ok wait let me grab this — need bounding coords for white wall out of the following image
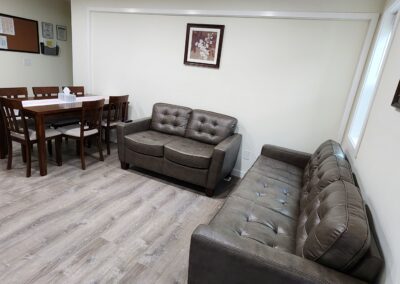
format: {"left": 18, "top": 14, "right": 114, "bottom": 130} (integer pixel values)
{"left": 343, "top": 12, "right": 400, "bottom": 284}
{"left": 0, "top": 0, "right": 73, "bottom": 94}
{"left": 71, "top": 0, "right": 381, "bottom": 175}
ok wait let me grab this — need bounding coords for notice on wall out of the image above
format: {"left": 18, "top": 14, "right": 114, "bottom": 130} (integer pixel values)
{"left": 0, "top": 35, "right": 8, "bottom": 49}
{"left": 0, "top": 16, "right": 15, "bottom": 35}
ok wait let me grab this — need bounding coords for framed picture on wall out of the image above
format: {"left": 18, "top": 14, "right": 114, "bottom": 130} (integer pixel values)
{"left": 56, "top": 25, "right": 67, "bottom": 41}
{"left": 184, "top": 23, "right": 225, "bottom": 68}
{"left": 41, "top": 22, "right": 53, "bottom": 39}
{"left": 391, "top": 79, "right": 400, "bottom": 108}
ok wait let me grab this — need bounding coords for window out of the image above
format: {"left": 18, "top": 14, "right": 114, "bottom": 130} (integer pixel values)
{"left": 348, "top": 12, "right": 399, "bottom": 154}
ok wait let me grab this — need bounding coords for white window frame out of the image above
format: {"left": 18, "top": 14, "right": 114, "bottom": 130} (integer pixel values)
{"left": 346, "top": 5, "right": 400, "bottom": 157}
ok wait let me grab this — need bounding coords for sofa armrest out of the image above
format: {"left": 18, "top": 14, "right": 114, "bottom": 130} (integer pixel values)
{"left": 261, "top": 144, "right": 311, "bottom": 169}
{"left": 206, "top": 134, "right": 242, "bottom": 196}
{"left": 117, "top": 117, "right": 151, "bottom": 162}
{"left": 189, "top": 225, "right": 366, "bottom": 284}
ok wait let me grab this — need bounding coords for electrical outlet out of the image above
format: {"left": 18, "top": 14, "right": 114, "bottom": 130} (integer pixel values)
{"left": 243, "top": 150, "right": 251, "bottom": 160}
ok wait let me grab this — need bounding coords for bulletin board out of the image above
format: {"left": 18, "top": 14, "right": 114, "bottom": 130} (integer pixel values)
{"left": 0, "top": 13, "right": 40, "bottom": 54}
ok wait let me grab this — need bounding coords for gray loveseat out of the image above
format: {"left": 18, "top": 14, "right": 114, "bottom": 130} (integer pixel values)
{"left": 189, "top": 140, "right": 383, "bottom": 283}
{"left": 117, "top": 103, "right": 242, "bottom": 196}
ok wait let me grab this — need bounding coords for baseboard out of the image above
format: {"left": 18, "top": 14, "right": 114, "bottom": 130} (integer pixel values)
{"left": 231, "top": 168, "right": 245, "bottom": 178}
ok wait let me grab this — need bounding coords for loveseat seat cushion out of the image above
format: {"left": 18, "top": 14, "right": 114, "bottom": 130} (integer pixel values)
{"left": 164, "top": 138, "right": 215, "bottom": 169}
{"left": 296, "top": 180, "right": 370, "bottom": 272}
{"left": 151, "top": 103, "right": 192, "bottom": 136}
{"left": 185, "top": 109, "right": 237, "bottom": 145}
{"left": 210, "top": 196, "right": 297, "bottom": 253}
{"left": 125, "top": 130, "right": 178, "bottom": 157}
{"left": 230, "top": 156, "right": 303, "bottom": 220}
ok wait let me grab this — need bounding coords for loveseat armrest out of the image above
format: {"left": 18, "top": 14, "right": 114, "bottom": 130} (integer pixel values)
{"left": 206, "top": 134, "right": 242, "bottom": 196}
{"left": 117, "top": 117, "right": 151, "bottom": 164}
{"left": 261, "top": 144, "right": 311, "bottom": 169}
{"left": 188, "top": 225, "right": 366, "bottom": 284}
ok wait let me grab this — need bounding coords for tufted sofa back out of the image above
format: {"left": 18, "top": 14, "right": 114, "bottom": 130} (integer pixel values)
{"left": 185, "top": 109, "right": 237, "bottom": 145}
{"left": 300, "top": 140, "right": 354, "bottom": 210}
{"left": 296, "top": 180, "right": 370, "bottom": 272}
{"left": 151, "top": 103, "right": 192, "bottom": 136}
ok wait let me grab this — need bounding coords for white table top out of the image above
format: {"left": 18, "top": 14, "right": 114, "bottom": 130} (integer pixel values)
{"left": 22, "top": 96, "right": 109, "bottom": 107}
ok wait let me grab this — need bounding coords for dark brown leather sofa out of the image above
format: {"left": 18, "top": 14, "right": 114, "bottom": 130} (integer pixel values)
{"left": 188, "top": 140, "right": 383, "bottom": 283}
{"left": 117, "top": 103, "right": 242, "bottom": 196}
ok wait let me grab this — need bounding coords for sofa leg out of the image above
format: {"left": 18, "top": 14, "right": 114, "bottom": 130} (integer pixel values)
{"left": 121, "top": 161, "right": 129, "bottom": 170}
{"left": 205, "top": 187, "right": 214, "bottom": 197}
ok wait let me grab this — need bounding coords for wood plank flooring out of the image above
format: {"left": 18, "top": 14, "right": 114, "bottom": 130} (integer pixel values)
{"left": 0, "top": 141, "right": 236, "bottom": 284}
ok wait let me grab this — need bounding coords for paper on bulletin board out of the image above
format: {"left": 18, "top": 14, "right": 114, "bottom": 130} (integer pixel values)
{"left": 0, "top": 16, "right": 15, "bottom": 35}
{"left": 0, "top": 35, "right": 8, "bottom": 49}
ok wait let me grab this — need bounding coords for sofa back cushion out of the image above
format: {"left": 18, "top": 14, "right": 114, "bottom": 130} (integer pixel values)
{"left": 296, "top": 180, "right": 370, "bottom": 272}
{"left": 151, "top": 103, "right": 192, "bottom": 136}
{"left": 185, "top": 109, "right": 237, "bottom": 145}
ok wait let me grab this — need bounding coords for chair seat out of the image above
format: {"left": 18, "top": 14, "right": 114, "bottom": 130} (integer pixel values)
{"left": 125, "top": 130, "right": 177, "bottom": 157}
{"left": 59, "top": 124, "right": 98, "bottom": 137}
{"left": 164, "top": 138, "right": 215, "bottom": 169}
{"left": 101, "top": 120, "right": 119, "bottom": 127}
{"left": 11, "top": 128, "right": 61, "bottom": 141}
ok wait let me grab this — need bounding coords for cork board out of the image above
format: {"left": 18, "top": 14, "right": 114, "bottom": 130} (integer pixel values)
{"left": 0, "top": 13, "right": 39, "bottom": 54}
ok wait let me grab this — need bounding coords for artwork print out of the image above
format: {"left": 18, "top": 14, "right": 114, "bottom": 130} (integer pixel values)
{"left": 184, "top": 24, "right": 224, "bottom": 68}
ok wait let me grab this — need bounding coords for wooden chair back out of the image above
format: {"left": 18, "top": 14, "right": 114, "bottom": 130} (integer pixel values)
{"left": 64, "top": 86, "right": 85, "bottom": 97}
{"left": 107, "top": 95, "right": 129, "bottom": 126}
{"left": 80, "top": 99, "right": 105, "bottom": 136}
{"left": 0, "top": 87, "right": 28, "bottom": 99}
{"left": 0, "top": 98, "right": 29, "bottom": 141}
{"left": 32, "top": 86, "right": 59, "bottom": 99}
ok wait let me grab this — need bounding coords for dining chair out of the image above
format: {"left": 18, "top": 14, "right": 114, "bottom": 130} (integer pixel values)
{"left": 63, "top": 86, "right": 85, "bottom": 97}
{"left": 102, "top": 95, "right": 129, "bottom": 155}
{"left": 0, "top": 97, "right": 62, "bottom": 177}
{"left": 0, "top": 87, "right": 28, "bottom": 159}
{"left": 0, "top": 87, "right": 28, "bottom": 99}
{"left": 32, "top": 86, "right": 59, "bottom": 99}
{"left": 59, "top": 99, "right": 105, "bottom": 170}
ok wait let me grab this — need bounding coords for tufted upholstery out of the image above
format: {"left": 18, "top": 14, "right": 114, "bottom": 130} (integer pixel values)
{"left": 189, "top": 140, "right": 382, "bottom": 284}
{"left": 185, "top": 110, "right": 237, "bottom": 145}
{"left": 210, "top": 196, "right": 298, "bottom": 253}
{"left": 117, "top": 103, "right": 241, "bottom": 196}
{"left": 296, "top": 180, "right": 370, "bottom": 272}
{"left": 151, "top": 103, "right": 192, "bottom": 136}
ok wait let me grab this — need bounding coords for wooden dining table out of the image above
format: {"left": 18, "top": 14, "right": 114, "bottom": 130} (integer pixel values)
{"left": 1, "top": 96, "right": 109, "bottom": 176}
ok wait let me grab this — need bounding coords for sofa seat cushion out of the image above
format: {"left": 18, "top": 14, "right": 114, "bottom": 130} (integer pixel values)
{"left": 231, "top": 171, "right": 301, "bottom": 220}
{"left": 125, "top": 130, "right": 178, "bottom": 157}
{"left": 164, "top": 138, "right": 215, "bottom": 169}
{"left": 210, "top": 196, "right": 297, "bottom": 253}
{"left": 251, "top": 155, "right": 303, "bottom": 188}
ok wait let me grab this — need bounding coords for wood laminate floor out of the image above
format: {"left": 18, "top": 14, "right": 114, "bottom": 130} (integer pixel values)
{"left": 0, "top": 141, "right": 236, "bottom": 284}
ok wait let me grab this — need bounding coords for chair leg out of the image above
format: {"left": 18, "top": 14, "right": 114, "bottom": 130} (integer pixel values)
{"left": 76, "top": 139, "right": 80, "bottom": 156}
{"left": 7, "top": 139, "right": 13, "bottom": 170}
{"left": 55, "top": 137, "right": 62, "bottom": 166}
{"left": 105, "top": 127, "right": 110, "bottom": 155}
{"left": 26, "top": 143, "right": 31, "bottom": 177}
{"left": 21, "top": 144, "right": 27, "bottom": 163}
{"left": 80, "top": 138, "right": 86, "bottom": 170}
{"left": 97, "top": 135, "right": 104, "bottom": 162}
{"left": 47, "top": 140, "right": 53, "bottom": 156}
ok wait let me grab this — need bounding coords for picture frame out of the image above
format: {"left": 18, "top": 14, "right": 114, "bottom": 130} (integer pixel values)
{"left": 391, "top": 80, "right": 400, "bottom": 108}
{"left": 41, "top": 22, "right": 53, "bottom": 39}
{"left": 184, "top": 23, "right": 225, "bottom": 69}
{"left": 56, "top": 25, "right": 67, "bottom": 41}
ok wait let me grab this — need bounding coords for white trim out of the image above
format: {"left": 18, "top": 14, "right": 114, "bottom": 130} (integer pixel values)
{"left": 345, "top": 10, "right": 400, "bottom": 157}
{"left": 84, "top": 7, "right": 379, "bottom": 137}
{"left": 232, "top": 168, "right": 245, "bottom": 178}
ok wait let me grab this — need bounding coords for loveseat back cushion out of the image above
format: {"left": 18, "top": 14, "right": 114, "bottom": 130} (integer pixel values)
{"left": 296, "top": 180, "right": 370, "bottom": 272}
{"left": 185, "top": 109, "right": 237, "bottom": 145}
{"left": 151, "top": 103, "right": 192, "bottom": 136}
